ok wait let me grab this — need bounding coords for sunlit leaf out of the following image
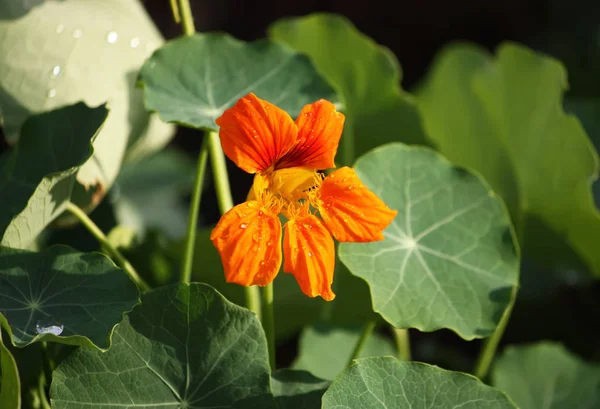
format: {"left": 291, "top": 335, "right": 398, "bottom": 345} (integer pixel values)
{"left": 0, "top": 102, "right": 107, "bottom": 249}
{"left": 271, "top": 369, "right": 329, "bottom": 409}
{"left": 51, "top": 283, "right": 274, "bottom": 409}
{"left": 0, "top": 0, "right": 175, "bottom": 206}
{"left": 492, "top": 342, "right": 600, "bottom": 409}
{"left": 0, "top": 245, "right": 139, "bottom": 349}
{"left": 0, "top": 333, "right": 20, "bottom": 409}
{"left": 322, "top": 357, "right": 517, "bottom": 409}
{"left": 292, "top": 325, "right": 395, "bottom": 380}
{"left": 416, "top": 42, "right": 600, "bottom": 276}
{"left": 138, "top": 33, "right": 336, "bottom": 130}
{"left": 269, "top": 13, "right": 427, "bottom": 165}
{"left": 339, "top": 143, "right": 519, "bottom": 339}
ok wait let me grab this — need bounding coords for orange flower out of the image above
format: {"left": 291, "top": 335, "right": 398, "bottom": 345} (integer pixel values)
{"left": 210, "top": 93, "right": 397, "bottom": 301}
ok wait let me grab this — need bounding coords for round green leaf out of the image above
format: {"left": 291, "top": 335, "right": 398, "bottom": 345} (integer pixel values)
{"left": 271, "top": 369, "right": 330, "bottom": 409}
{"left": 416, "top": 42, "right": 600, "bottom": 276}
{"left": 292, "top": 325, "right": 395, "bottom": 380}
{"left": 339, "top": 143, "right": 519, "bottom": 339}
{"left": 269, "top": 13, "right": 427, "bottom": 164}
{"left": 0, "top": 245, "right": 140, "bottom": 349}
{"left": 138, "top": 33, "right": 337, "bottom": 130}
{"left": 0, "top": 102, "right": 108, "bottom": 249}
{"left": 51, "top": 283, "right": 274, "bottom": 409}
{"left": 323, "top": 357, "right": 517, "bottom": 409}
{"left": 0, "top": 334, "right": 20, "bottom": 409}
{"left": 492, "top": 342, "right": 600, "bottom": 409}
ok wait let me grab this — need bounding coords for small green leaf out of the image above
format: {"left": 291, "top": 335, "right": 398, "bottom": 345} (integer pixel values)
{"left": 0, "top": 334, "right": 20, "bottom": 409}
{"left": 113, "top": 148, "right": 196, "bottom": 239}
{"left": 51, "top": 283, "right": 274, "bottom": 409}
{"left": 492, "top": 342, "right": 600, "bottom": 409}
{"left": 416, "top": 42, "right": 600, "bottom": 276}
{"left": 138, "top": 33, "right": 336, "bottom": 130}
{"left": 339, "top": 143, "right": 519, "bottom": 339}
{"left": 323, "top": 357, "right": 517, "bottom": 408}
{"left": 269, "top": 13, "right": 427, "bottom": 164}
{"left": 271, "top": 369, "right": 330, "bottom": 409}
{"left": 292, "top": 325, "right": 395, "bottom": 380}
{"left": 0, "top": 102, "right": 108, "bottom": 249}
{"left": 0, "top": 245, "right": 139, "bottom": 349}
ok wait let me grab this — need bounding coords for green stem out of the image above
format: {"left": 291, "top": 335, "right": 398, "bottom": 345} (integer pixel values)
{"left": 169, "top": 0, "right": 181, "bottom": 23}
{"left": 473, "top": 287, "right": 518, "bottom": 379}
{"left": 177, "top": 0, "right": 195, "bottom": 35}
{"left": 347, "top": 320, "right": 376, "bottom": 367}
{"left": 392, "top": 328, "right": 411, "bottom": 361}
{"left": 207, "top": 131, "right": 262, "bottom": 318}
{"left": 181, "top": 138, "right": 210, "bottom": 284}
{"left": 65, "top": 202, "right": 150, "bottom": 292}
{"left": 262, "top": 283, "right": 276, "bottom": 370}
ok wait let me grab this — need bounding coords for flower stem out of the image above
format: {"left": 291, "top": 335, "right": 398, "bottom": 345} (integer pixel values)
{"left": 176, "top": 0, "right": 195, "bottom": 36}
{"left": 392, "top": 328, "right": 411, "bottom": 361}
{"left": 65, "top": 202, "right": 150, "bottom": 292}
{"left": 180, "top": 137, "right": 209, "bottom": 284}
{"left": 261, "top": 283, "right": 276, "bottom": 370}
{"left": 207, "top": 131, "right": 262, "bottom": 318}
{"left": 169, "top": 0, "right": 181, "bottom": 23}
{"left": 347, "top": 320, "right": 376, "bottom": 367}
{"left": 473, "top": 287, "right": 517, "bottom": 379}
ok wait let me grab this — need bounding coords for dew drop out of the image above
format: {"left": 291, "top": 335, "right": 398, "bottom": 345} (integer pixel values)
{"left": 129, "top": 37, "right": 140, "bottom": 48}
{"left": 56, "top": 24, "right": 65, "bottom": 34}
{"left": 51, "top": 65, "right": 61, "bottom": 77}
{"left": 36, "top": 320, "right": 63, "bottom": 336}
{"left": 240, "top": 223, "right": 248, "bottom": 229}
{"left": 307, "top": 252, "right": 313, "bottom": 257}
{"left": 72, "top": 29, "right": 83, "bottom": 39}
{"left": 260, "top": 261, "right": 265, "bottom": 266}
{"left": 258, "top": 210, "right": 264, "bottom": 217}
{"left": 47, "top": 89, "right": 57, "bottom": 98}
{"left": 106, "top": 31, "right": 118, "bottom": 43}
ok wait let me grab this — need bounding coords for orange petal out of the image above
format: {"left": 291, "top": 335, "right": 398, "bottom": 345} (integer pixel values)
{"left": 210, "top": 201, "right": 282, "bottom": 286}
{"left": 317, "top": 167, "right": 397, "bottom": 242}
{"left": 283, "top": 214, "right": 335, "bottom": 301}
{"left": 216, "top": 93, "right": 298, "bottom": 173}
{"left": 276, "top": 99, "right": 344, "bottom": 170}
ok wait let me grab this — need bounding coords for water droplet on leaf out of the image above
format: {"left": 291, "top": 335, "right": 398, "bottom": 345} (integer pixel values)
{"left": 106, "top": 31, "right": 118, "bottom": 43}
{"left": 72, "top": 29, "right": 83, "bottom": 39}
{"left": 51, "top": 65, "right": 61, "bottom": 76}
{"left": 129, "top": 37, "right": 140, "bottom": 48}
{"left": 47, "top": 89, "right": 56, "bottom": 98}
{"left": 240, "top": 223, "right": 248, "bottom": 229}
{"left": 36, "top": 320, "right": 63, "bottom": 336}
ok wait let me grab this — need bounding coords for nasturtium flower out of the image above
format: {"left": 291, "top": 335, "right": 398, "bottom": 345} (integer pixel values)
{"left": 210, "top": 93, "right": 397, "bottom": 301}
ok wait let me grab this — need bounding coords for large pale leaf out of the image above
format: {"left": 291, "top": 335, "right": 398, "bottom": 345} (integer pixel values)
{"left": 322, "top": 357, "right": 517, "bottom": 409}
{"left": 492, "top": 342, "right": 600, "bottom": 409}
{"left": 0, "top": 245, "right": 139, "bottom": 349}
{"left": 0, "top": 102, "right": 107, "bottom": 249}
{"left": 269, "top": 13, "right": 427, "bottom": 165}
{"left": 51, "top": 283, "right": 274, "bottom": 409}
{"left": 339, "top": 143, "right": 519, "bottom": 339}
{"left": 0, "top": 0, "right": 174, "bottom": 205}
{"left": 271, "top": 369, "right": 329, "bottom": 409}
{"left": 416, "top": 42, "right": 600, "bottom": 276}
{"left": 138, "top": 33, "right": 336, "bottom": 130}
{"left": 292, "top": 325, "right": 395, "bottom": 380}
{"left": 0, "top": 333, "right": 20, "bottom": 409}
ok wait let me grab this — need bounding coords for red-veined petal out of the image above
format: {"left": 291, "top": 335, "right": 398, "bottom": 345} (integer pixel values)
{"left": 210, "top": 201, "right": 282, "bottom": 286}
{"left": 317, "top": 167, "right": 397, "bottom": 242}
{"left": 283, "top": 214, "right": 335, "bottom": 301}
{"left": 216, "top": 93, "right": 298, "bottom": 173}
{"left": 276, "top": 99, "right": 344, "bottom": 170}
